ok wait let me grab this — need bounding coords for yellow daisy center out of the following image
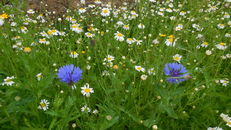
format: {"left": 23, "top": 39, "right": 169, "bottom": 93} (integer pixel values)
{"left": 168, "top": 38, "right": 174, "bottom": 43}
{"left": 174, "top": 57, "right": 180, "bottom": 61}
{"left": 103, "top": 9, "right": 109, "bottom": 14}
{"left": 24, "top": 47, "right": 32, "bottom": 52}
{"left": 117, "top": 33, "right": 123, "bottom": 37}
{"left": 40, "top": 103, "right": 46, "bottom": 108}
{"left": 160, "top": 34, "right": 166, "bottom": 37}
{"left": 40, "top": 39, "right": 46, "bottom": 42}
{"left": 47, "top": 30, "right": 56, "bottom": 35}
{"left": 84, "top": 88, "right": 91, "bottom": 93}
{"left": 71, "top": 51, "right": 77, "bottom": 55}
{"left": 219, "top": 42, "right": 225, "bottom": 46}
{"left": 5, "top": 78, "right": 12, "bottom": 82}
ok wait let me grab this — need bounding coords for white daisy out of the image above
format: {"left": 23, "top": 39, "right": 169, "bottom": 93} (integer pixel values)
{"left": 92, "top": 109, "right": 99, "bottom": 114}
{"left": 217, "top": 24, "right": 225, "bottom": 29}
{"left": 114, "top": 32, "right": 125, "bottom": 42}
{"left": 36, "top": 73, "right": 43, "bottom": 81}
{"left": 2, "top": 76, "right": 15, "bottom": 86}
{"left": 165, "top": 38, "right": 176, "bottom": 46}
{"left": 141, "top": 74, "right": 148, "bottom": 80}
{"left": 69, "top": 51, "right": 79, "bottom": 58}
{"left": 123, "top": 24, "right": 130, "bottom": 30}
{"left": 79, "top": 8, "right": 87, "bottom": 14}
{"left": 71, "top": 24, "right": 83, "bottom": 33}
{"left": 38, "top": 99, "right": 49, "bottom": 111}
{"left": 27, "top": 9, "right": 35, "bottom": 14}
{"left": 135, "top": 66, "right": 145, "bottom": 72}
{"left": 148, "top": 68, "right": 155, "bottom": 75}
{"left": 101, "top": 8, "right": 110, "bottom": 17}
{"left": 220, "top": 79, "right": 229, "bottom": 86}
{"left": 175, "top": 24, "right": 183, "bottom": 31}
{"left": 173, "top": 54, "right": 182, "bottom": 62}
{"left": 138, "top": 23, "right": 145, "bottom": 29}
{"left": 39, "top": 38, "right": 50, "bottom": 45}
{"left": 85, "top": 32, "right": 95, "bottom": 38}
{"left": 207, "top": 127, "right": 223, "bottom": 130}
{"left": 104, "top": 55, "right": 115, "bottom": 62}
{"left": 201, "top": 42, "right": 209, "bottom": 48}
{"left": 215, "top": 42, "right": 227, "bottom": 50}
{"left": 81, "top": 83, "right": 94, "bottom": 97}
{"left": 205, "top": 50, "right": 212, "bottom": 55}
{"left": 81, "top": 105, "right": 91, "bottom": 113}
{"left": 126, "top": 38, "right": 135, "bottom": 44}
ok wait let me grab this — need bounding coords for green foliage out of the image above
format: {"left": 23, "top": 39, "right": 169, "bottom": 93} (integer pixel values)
{"left": 0, "top": 0, "right": 230, "bottom": 129}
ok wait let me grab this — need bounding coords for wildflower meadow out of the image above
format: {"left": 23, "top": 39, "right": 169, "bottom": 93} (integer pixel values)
{"left": 0, "top": 0, "right": 230, "bottom": 129}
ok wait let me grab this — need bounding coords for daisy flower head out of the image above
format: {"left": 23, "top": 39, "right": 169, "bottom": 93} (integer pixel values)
{"left": 2, "top": 76, "right": 15, "bottom": 86}
{"left": 20, "top": 26, "right": 28, "bottom": 33}
{"left": 205, "top": 50, "right": 212, "bottom": 55}
{"left": 175, "top": 24, "right": 183, "bottom": 31}
{"left": 164, "top": 63, "right": 190, "bottom": 83}
{"left": 23, "top": 47, "right": 32, "bottom": 53}
{"left": 79, "top": 8, "right": 87, "bottom": 14}
{"left": 27, "top": 9, "right": 35, "bottom": 14}
{"left": 114, "top": 32, "right": 125, "bottom": 42}
{"left": 38, "top": 99, "right": 49, "bottom": 111}
{"left": 92, "top": 109, "right": 99, "bottom": 114}
{"left": 220, "top": 79, "right": 229, "bottom": 86}
{"left": 85, "top": 32, "right": 95, "bottom": 38}
{"left": 141, "top": 74, "right": 148, "bottom": 80}
{"left": 39, "top": 38, "right": 50, "bottom": 45}
{"left": 148, "top": 68, "right": 155, "bottom": 75}
{"left": 126, "top": 38, "right": 135, "bottom": 44}
{"left": 135, "top": 66, "right": 145, "bottom": 72}
{"left": 81, "top": 105, "right": 91, "bottom": 113}
{"left": 201, "top": 42, "right": 209, "bottom": 48}
{"left": 36, "top": 73, "right": 43, "bottom": 81}
{"left": 57, "top": 64, "right": 82, "bottom": 85}
{"left": 104, "top": 55, "right": 115, "bottom": 62}
{"left": 47, "top": 29, "right": 59, "bottom": 36}
{"left": 165, "top": 35, "right": 176, "bottom": 46}
{"left": 152, "top": 39, "right": 159, "bottom": 44}
{"left": 123, "top": 24, "right": 130, "bottom": 30}
{"left": 207, "top": 127, "right": 223, "bottom": 130}
{"left": 216, "top": 42, "right": 227, "bottom": 50}
{"left": 173, "top": 54, "right": 182, "bottom": 62}
{"left": 217, "top": 24, "right": 225, "bottom": 29}
{"left": 149, "top": 0, "right": 156, "bottom": 3}
{"left": 101, "top": 8, "right": 110, "bottom": 17}
{"left": 71, "top": 24, "right": 83, "bottom": 33}
{"left": 81, "top": 83, "right": 94, "bottom": 97}
{"left": 69, "top": 51, "right": 79, "bottom": 58}
{"left": 220, "top": 113, "right": 231, "bottom": 127}
{"left": 94, "top": 0, "right": 102, "bottom": 4}
{"left": 138, "top": 23, "right": 145, "bottom": 29}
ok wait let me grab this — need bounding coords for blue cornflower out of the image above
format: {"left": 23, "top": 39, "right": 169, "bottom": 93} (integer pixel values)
{"left": 57, "top": 64, "right": 82, "bottom": 85}
{"left": 164, "top": 63, "right": 190, "bottom": 83}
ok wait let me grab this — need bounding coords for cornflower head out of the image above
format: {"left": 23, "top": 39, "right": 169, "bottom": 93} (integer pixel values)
{"left": 164, "top": 63, "right": 190, "bottom": 83}
{"left": 57, "top": 64, "right": 82, "bottom": 86}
